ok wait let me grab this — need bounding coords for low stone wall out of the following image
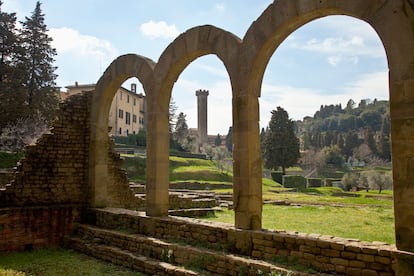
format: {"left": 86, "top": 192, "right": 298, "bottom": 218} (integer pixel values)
{"left": 0, "top": 206, "right": 80, "bottom": 252}
{"left": 170, "top": 181, "right": 232, "bottom": 190}
{"left": 88, "top": 208, "right": 398, "bottom": 275}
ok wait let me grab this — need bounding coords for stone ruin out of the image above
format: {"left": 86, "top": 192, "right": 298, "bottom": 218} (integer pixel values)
{"left": 2, "top": 0, "right": 414, "bottom": 274}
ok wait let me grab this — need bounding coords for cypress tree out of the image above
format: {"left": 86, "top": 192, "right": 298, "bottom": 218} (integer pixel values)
{"left": 263, "top": 107, "right": 300, "bottom": 175}
{"left": 0, "top": 1, "right": 26, "bottom": 129}
{"left": 20, "top": 1, "right": 58, "bottom": 125}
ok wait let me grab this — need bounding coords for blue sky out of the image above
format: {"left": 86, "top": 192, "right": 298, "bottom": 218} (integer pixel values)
{"left": 4, "top": 1, "right": 389, "bottom": 135}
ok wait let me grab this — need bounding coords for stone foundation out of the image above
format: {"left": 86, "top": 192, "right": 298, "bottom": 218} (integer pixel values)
{"left": 87, "top": 207, "right": 400, "bottom": 275}
{"left": 0, "top": 206, "right": 80, "bottom": 252}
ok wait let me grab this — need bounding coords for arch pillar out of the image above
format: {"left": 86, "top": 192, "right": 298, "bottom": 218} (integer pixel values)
{"left": 390, "top": 71, "right": 414, "bottom": 273}
{"left": 145, "top": 93, "right": 170, "bottom": 216}
{"left": 233, "top": 91, "right": 262, "bottom": 230}
{"left": 390, "top": 72, "right": 414, "bottom": 252}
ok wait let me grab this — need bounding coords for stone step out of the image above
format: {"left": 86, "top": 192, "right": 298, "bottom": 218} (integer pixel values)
{"left": 68, "top": 237, "right": 199, "bottom": 275}
{"left": 69, "top": 224, "right": 310, "bottom": 276}
{"left": 168, "top": 207, "right": 221, "bottom": 217}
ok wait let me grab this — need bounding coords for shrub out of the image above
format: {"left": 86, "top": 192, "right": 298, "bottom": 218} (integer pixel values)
{"left": 270, "top": 171, "right": 283, "bottom": 184}
{"left": 170, "top": 151, "right": 207, "bottom": 159}
{"left": 283, "top": 175, "right": 307, "bottom": 189}
{"left": 0, "top": 151, "right": 24, "bottom": 168}
{"left": 324, "top": 178, "right": 341, "bottom": 187}
{"left": 307, "top": 178, "right": 322, "bottom": 187}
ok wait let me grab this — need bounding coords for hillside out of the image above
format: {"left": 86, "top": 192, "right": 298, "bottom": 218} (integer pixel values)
{"left": 297, "top": 98, "right": 391, "bottom": 163}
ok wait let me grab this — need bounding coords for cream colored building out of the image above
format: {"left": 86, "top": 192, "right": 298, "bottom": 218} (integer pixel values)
{"left": 64, "top": 82, "right": 146, "bottom": 136}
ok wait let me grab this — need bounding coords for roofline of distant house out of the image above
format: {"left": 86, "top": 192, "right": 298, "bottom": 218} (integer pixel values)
{"left": 65, "top": 82, "right": 145, "bottom": 97}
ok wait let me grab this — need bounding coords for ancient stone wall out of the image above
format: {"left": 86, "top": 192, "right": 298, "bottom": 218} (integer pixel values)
{"left": 0, "top": 92, "right": 92, "bottom": 206}
{"left": 90, "top": 208, "right": 396, "bottom": 275}
{"left": 0, "top": 206, "right": 80, "bottom": 252}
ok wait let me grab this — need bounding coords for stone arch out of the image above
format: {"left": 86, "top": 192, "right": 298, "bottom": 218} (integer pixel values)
{"left": 89, "top": 54, "right": 155, "bottom": 207}
{"left": 145, "top": 25, "right": 242, "bottom": 216}
{"left": 238, "top": 0, "right": 414, "bottom": 253}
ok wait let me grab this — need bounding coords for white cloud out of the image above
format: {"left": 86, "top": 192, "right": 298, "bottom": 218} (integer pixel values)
{"left": 140, "top": 20, "right": 179, "bottom": 39}
{"left": 195, "top": 63, "right": 228, "bottom": 78}
{"left": 215, "top": 3, "right": 225, "bottom": 12}
{"left": 48, "top": 27, "right": 118, "bottom": 59}
{"left": 328, "top": 56, "right": 342, "bottom": 66}
{"left": 48, "top": 27, "right": 119, "bottom": 88}
{"left": 259, "top": 71, "right": 389, "bottom": 126}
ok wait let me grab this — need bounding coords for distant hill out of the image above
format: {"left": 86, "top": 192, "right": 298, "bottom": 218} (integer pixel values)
{"left": 296, "top": 98, "right": 390, "bottom": 162}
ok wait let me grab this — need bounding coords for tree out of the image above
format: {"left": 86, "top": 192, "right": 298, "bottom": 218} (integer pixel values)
{"left": 341, "top": 172, "right": 359, "bottom": 191}
{"left": 364, "top": 127, "right": 377, "bottom": 156}
{"left": 344, "top": 131, "right": 360, "bottom": 158}
{"left": 20, "top": 1, "right": 59, "bottom": 125}
{"left": 260, "top": 127, "right": 266, "bottom": 154}
{"left": 365, "top": 171, "right": 392, "bottom": 193}
{"left": 0, "top": 2, "right": 26, "bottom": 129}
{"left": 169, "top": 97, "right": 178, "bottom": 135}
{"left": 213, "top": 146, "right": 230, "bottom": 173}
{"left": 174, "top": 112, "right": 189, "bottom": 146}
{"left": 0, "top": 114, "right": 47, "bottom": 151}
{"left": 378, "top": 116, "right": 391, "bottom": 161}
{"left": 263, "top": 107, "right": 300, "bottom": 175}
{"left": 225, "top": 126, "right": 232, "bottom": 152}
{"left": 324, "top": 145, "right": 344, "bottom": 167}
{"left": 214, "top": 134, "right": 221, "bottom": 146}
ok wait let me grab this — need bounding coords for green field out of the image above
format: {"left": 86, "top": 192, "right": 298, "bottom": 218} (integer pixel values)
{"left": 121, "top": 154, "right": 395, "bottom": 244}
{"left": 0, "top": 248, "right": 143, "bottom": 276}
{"left": 207, "top": 204, "right": 395, "bottom": 244}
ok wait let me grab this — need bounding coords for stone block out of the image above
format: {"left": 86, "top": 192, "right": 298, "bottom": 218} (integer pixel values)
{"left": 357, "top": 253, "right": 375, "bottom": 263}
{"left": 350, "top": 260, "right": 367, "bottom": 268}
{"left": 331, "top": 257, "right": 349, "bottom": 267}
{"left": 375, "top": 255, "right": 391, "bottom": 265}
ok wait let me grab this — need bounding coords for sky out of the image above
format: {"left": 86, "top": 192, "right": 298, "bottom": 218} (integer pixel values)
{"left": 4, "top": 1, "right": 389, "bottom": 135}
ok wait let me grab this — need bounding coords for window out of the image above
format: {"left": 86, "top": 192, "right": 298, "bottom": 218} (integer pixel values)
{"left": 118, "top": 109, "right": 124, "bottom": 119}
{"left": 126, "top": 129, "right": 129, "bottom": 135}
{"left": 133, "top": 114, "right": 137, "bottom": 123}
{"left": 133, "top": 98, "right": 136, "bottom": 106}
{"left": 127, "top": 95, "right": 130, "bottom": 103}
{"left": 119, "top": 128, "right": 122, "bottom": 135}
{"left": 126, "top": 112, "right": 131, "bottom": 125}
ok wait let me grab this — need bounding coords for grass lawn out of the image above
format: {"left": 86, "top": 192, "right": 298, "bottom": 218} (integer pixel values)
{"left": 0, "top": 248, "right": 143, "bottom": 276}
{"left": 207, "top": 204, "right": 395, "bottom": 244}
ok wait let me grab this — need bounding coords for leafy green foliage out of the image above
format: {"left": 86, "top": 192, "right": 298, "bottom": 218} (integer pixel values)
{"left": 0, "top": 2, "right": 59, "bottom": 131}
{"left": 0, "top": 151, "right": 23, "bottom": 168}
{"left": 225, "top": 126, "right": 232, "bottom": 152}
{"left": 282, "top": 175, "right": 306, "bottom": 189}
{"left": 263, "top": 107, "right": 300, "bottom": 174}
{"left": 302, "top": 99, "right": 390, "bottom": 161}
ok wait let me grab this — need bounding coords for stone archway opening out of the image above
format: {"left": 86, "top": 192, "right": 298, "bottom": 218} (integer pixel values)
{"left": 167, "top": 54, "right": 234, "bottom": 217}
{"left": 109, "top": 78, "right": 148, "bottom": 204}
{"left": 259, "top": 14, "right": 393, "bottom": 243}
{"left": 89, "top": 54, "right": 155, "bottom": 208}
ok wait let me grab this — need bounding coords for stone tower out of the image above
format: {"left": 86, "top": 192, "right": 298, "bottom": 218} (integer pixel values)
{"left": 196, "top": 89, "right": 209, "bottom": 148}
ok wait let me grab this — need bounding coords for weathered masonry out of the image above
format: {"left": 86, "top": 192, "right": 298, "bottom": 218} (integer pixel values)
{"left": 2, "top": 0, "right": 414, "bottom": 274}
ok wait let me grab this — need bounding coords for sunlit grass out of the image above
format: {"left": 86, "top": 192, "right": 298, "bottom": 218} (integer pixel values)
{"left": 0, "top": 248, "right": 143, "bottom": 276}
{"left": 207, "top": 204, "right": 395, "bottom": 244}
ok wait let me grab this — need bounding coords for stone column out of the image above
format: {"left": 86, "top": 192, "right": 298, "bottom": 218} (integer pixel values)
{"left": 196, "top": 89, "right": 209, "bottom": 149}
{"left": 233, "top": 93, "right": 262, "bottom": 230}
